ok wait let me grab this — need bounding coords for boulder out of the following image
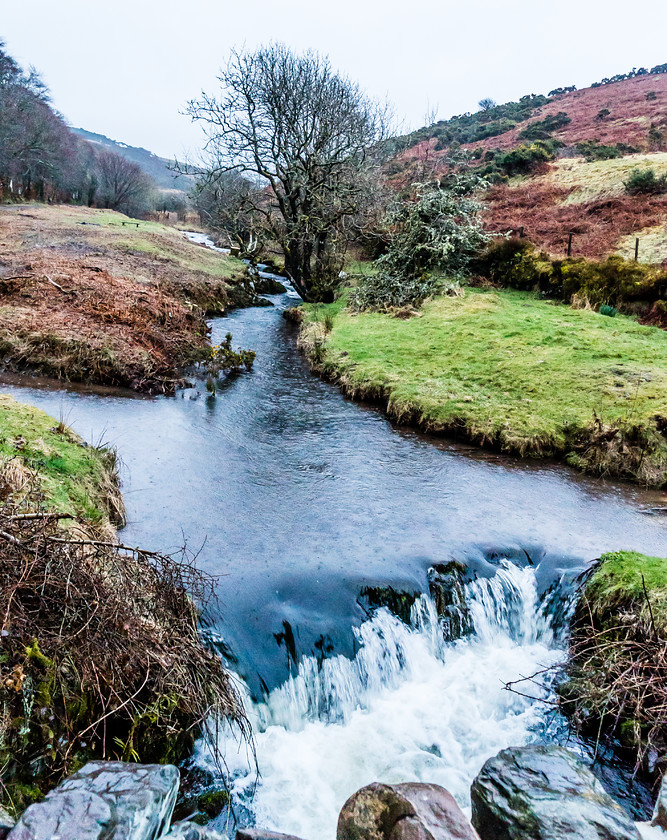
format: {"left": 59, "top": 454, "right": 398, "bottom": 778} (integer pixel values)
{"left": 470, "top": 745, "right": 640, "bottom": 840}
{"left": 651, "top": 772, "right": 667, "bottom": 830}
{"left": 8, "top": 761, "right": 179, "bottom": 840}
{"left": 337, "top": 781, "right": 479, "bottom": 840}
{"left": 427, "top": 563, "right": 473, "bottom": 641}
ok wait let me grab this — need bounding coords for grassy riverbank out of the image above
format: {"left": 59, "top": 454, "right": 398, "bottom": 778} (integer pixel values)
{"left": 0, "top": 393, "right": 124, "bottom": 530}
{"left": 297, "top": 287, "right": 667, "bottom": 485}
{"left": 562, "top": 550, "right": 667, "bottom": 773}
{"left": 0, "top": 396, "right": 243, "bottom": 814}
{"left": 0, "top": 205, "right": 254, "bottom": 393}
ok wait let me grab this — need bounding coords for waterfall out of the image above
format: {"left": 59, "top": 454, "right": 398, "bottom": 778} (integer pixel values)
{"left": 198, "top": 562, "right": 570, "bottom": 840}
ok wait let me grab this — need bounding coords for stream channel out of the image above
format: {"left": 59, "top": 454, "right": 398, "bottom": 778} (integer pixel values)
{"left": 3, "top": 252, "right": 667, "bottom": 837}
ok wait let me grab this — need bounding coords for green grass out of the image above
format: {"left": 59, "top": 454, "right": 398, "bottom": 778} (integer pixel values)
{"left": 586, "top": 550, "right": 667, "bottom": 631}
{"left": 0, "top": 394, "right": 119, "bottom": 524}
{"left": 344, "top": 258, "right": 379, "bottom": 276}
{"left": 302, "top": 288, "right": 667, "bottom": 477}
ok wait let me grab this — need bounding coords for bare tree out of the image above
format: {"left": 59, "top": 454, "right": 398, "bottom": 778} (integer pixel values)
{"left": 185, "top": 44, "right": 391, "bottom": 300}
{"left": 96, "top": 150, "right": 153, "bottom": 215}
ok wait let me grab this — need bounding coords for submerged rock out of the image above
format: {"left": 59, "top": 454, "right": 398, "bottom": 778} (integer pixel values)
{"left": 427, "top": 562, "right": 473, "bottom": 641}
{"left": 470, "top": 745, "right": 640, "bottom": 840}
{"left": 337, "top": 781, "right": 479, "bottom": 840}
{"left": 236, "top": 830, "right": 306, "bottom": 840}
{"left": 0, "top": 806, "right": 15, "bottom": 840}
{"left": 166, "top": 822, "right": 227, "bottom": 839}
{"left": 651, "top": 772, "right": 667, "bottom": 830}
{"left": 8, "top": 761, "right": 179, "bottom": 840}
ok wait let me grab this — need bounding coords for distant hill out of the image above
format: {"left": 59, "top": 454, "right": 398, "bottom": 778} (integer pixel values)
{"left": 391, "top": 67, "right": 667, "bottom": 262}
{"left": 72, "top": 128, "right": 194, "bottom": 193}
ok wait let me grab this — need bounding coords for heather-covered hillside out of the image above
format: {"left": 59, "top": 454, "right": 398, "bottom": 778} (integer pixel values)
{"left": 394, "top": 69, "right": 667, "bottom": 261}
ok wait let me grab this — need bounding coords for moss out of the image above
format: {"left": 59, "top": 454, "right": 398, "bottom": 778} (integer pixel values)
{"left": 584, "top": 550, "right": 667, "bottom": 632}
{"left": 199, "top": 789, "right": 231, "bottom": 817}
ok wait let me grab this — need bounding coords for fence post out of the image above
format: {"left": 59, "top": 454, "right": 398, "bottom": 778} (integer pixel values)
{"left": 635, "top": 238, "right": 640, "bottom": 262}
{"left": 567, "top": 232, "right": 574, "bottom": 257}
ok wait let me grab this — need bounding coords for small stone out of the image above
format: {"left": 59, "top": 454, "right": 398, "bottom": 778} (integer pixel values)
{"left": 236, "top": 830, "right": 305, "bottom": 840}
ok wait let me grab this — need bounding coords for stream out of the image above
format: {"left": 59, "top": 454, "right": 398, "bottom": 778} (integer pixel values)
{"left": 3, "top": 271, "right": 667, "bottom": 837}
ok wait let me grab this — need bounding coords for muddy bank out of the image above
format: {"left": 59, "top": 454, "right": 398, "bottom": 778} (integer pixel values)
{"left": 0, "top": 205, "right": 259, "bottom": 393}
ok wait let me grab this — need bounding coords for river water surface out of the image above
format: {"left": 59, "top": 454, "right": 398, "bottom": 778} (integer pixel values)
{"left": 4, "top": 288, "right": 667, "bottom": 837}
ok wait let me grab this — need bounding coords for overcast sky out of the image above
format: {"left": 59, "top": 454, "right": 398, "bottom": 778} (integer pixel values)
{"left": 2, "top": 0, "right": 666, "bottom": 159}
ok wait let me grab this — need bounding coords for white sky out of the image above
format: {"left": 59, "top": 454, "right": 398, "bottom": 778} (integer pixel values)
{"left": 2, "top": 0, "right": 666, "bottom": 159}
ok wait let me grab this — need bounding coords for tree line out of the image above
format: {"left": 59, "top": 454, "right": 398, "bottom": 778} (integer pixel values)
{"left": 0, "top": 41, "right": 154, "bottom": 215}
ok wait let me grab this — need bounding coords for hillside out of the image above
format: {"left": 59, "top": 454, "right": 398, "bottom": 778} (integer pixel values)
{"left": 394, "top": 69, "right": 667, "bottom": 262}
{"left": 72, "top": 127, "right": 194, "bottom": 193}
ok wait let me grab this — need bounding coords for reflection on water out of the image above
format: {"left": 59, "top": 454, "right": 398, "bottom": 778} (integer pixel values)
{"left": 2, "top": 293, "right": 665, "bottom": 694}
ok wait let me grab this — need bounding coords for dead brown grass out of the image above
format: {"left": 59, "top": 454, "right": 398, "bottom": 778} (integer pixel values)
{"left": 0, "top": 205, "right": 250, "bottom": 392}
{"left": 0, "top": 463, "right": 246, "bottom": 812}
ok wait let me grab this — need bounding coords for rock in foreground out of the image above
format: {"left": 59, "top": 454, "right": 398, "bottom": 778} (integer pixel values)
{"left": 470, "top": 745, "right": 640, "bottom": 840}
{"left": 8, "top": 761, "right": 179, "bottom": 840}
{"left": 337, "top": 781, "right": 479, "bottom": 840}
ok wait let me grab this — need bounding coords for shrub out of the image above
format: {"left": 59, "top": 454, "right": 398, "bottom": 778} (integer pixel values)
{"left": 624, "top": 168, "right": 667, "bottom": 196}
{"left": 595, "top": 108, "right": 611, "bottom": 121}
{"left": 646, "top": 91, "right": 658, "bottom": 101}
{"left": 599, "top": 303, "right": 617, "bottom": 317}
{"left": 518, "top": 111, "right": 571, "bottom": 141}
{"left": 494, "top": 140, "right": 559, "bottom": 176}
{"left": 350, "top": 175, "right": 488, "bottom": 311}
{"left": 473, "top": 239, "right": 667, "bottom": 310}
{"left": 575, "top": 140, "right": 640, "bottom": 161}
{"left": 202, "top": 332, "right": 255, "bottom": 377}
{"left": 348, "top": 272, "right": 447, "bottom": 311}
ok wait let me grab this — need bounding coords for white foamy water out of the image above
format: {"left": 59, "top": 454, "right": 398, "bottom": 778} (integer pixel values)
{"left": 199, "top": 563, "right": 568, "bottom": 840}
{"left": 183, "top": 230, "right": 231, "bottom": 253}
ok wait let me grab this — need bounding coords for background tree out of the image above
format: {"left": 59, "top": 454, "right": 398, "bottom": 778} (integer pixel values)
{"left": 0, "top": 41, "right": 74, "bottom": 201}
{"left": 96, "top": 150, "right": 153, "bottom": 215}
{"left": 185, "top": 43, "right": 391, "bottom": 300}
{"left": 478, "top": 97, "right": 497, "bottom": 111}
